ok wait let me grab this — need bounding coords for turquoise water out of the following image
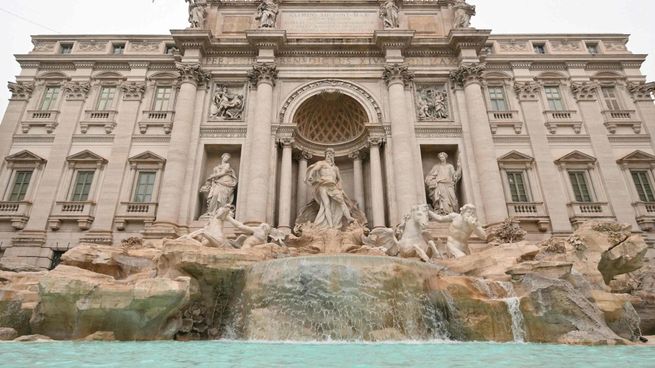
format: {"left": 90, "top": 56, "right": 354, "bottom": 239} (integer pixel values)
{"left": 1, "top": 341, "right": 654, "bottom": 368}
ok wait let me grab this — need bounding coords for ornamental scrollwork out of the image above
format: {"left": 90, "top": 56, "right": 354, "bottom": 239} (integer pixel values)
{"left": 120, "top": 82, "right": 146, "bottom": 101}
{"left": 513, "top": 81, "right": 542, "bottom": 101}
{"left": 627, "top": 81, "right": 655, "bottom": 102}
{"left": 63, "top": 81, "right": 91, "bottom": 101}
{"left": 8, "top": 81, "right": 35, "bottom": 100}
{"left": 449, "top": 63, "right": 486, "bottom": 88}
{"left": 248, "top": 63, "right": 278, "bottom": 86}
{"left": 570, "top": 81, "right": 599, "bottom": 101}
{"left": 383, "top": 64, "right": 414, "bottom": 87}
{"left": 176, "top": 62, "right": 210, "bottom": 86}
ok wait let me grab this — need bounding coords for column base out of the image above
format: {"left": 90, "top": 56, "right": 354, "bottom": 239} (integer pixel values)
{"left": 79, "top": 230, "right": 114, "bottom": 245}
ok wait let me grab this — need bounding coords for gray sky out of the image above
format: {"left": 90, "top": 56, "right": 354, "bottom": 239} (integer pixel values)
{"left": 0, "top": 0, "right": 653, "bottom": 116}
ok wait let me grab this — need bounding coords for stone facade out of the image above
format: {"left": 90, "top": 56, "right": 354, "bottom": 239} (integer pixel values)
{"left": 0, "top": 0, "right": 654, "bottom": 269}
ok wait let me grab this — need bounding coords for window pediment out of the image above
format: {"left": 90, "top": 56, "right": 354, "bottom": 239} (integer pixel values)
{"left": 498, "top": 150, "right": 534, "bottom": 168}
{"left": 66, "top": 150, "right": 107, "bottom": 168}
{"left": 555, "top": 150, "right": 597, "bottom": 168}
{"left": 5, "top": 150, "right": 47, "bottom": 169}
{"left": 128, "top": 151, "right": 166, "bottom": 169}
{"left": 617, "top": 150, "right": 655, "bottom": 169}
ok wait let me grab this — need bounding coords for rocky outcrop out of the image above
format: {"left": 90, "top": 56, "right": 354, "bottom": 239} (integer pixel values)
{"left": 0, "top": 270, "right": 44, "bottom": 336}
{"left": 61, "top": 243, "right": 158, "bottom": 279}
{"left": 82, "top": 331, "right": 116, "bottom": 341}
{"left": 0, "top": 327, "right": 18, "bottom": 340}
{"left": 14, "top": 334, "right": 53, "bottom": 342}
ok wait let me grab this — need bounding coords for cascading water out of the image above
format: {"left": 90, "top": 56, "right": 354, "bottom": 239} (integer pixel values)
{"left": 499, "top": 282, "right": 527, "bottom": 343}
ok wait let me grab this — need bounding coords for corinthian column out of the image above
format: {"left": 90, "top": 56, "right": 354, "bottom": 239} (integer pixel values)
{"left": 277, "top": 137, "right": 294, "bottom": 231}
{"left": 244, "top": 63, "right": 278, "bottom": 224}
{"left": 151, "top": 63, "right": 208, "bottom": 235}
{"left": 0, "top": 82, "right": 34, "bottom": 160}
{"left": 450, "top": 63, "right": 507, "bottom": 224}
{"left": 368, "top": 137, "right": 386, "bottom": 228}
{"left": 296, "top": 150, "right": 312, "bottom": 214}
{"left": 349, "top": 150, "right": 366, "bottom": 211}
{"left": 384, "top": 64, "right": 420, "bottom": 219}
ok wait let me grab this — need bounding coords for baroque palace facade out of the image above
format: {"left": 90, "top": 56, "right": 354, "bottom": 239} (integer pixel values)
{"left": 0, "top": 0, "right": 654, "bottom": 269}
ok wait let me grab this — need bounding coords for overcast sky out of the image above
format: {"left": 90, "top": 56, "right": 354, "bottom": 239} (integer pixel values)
{"left": 0, "top": 0, "right": 653, "bottom": 116}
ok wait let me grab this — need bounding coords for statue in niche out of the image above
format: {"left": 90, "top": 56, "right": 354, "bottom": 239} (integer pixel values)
{"left": 177, "top": 206, "right": 233, "bottom": 248}
{"left": 256, "top": 0, "right": 279, "bottom": 29}
{"left": 425, "top": 152, "right": 462, "bottom": 215}
{"left": 379, "top": 0, "right": 400, "bottom": 29}
{"left": 296, "top": 148, "right": 367, "bottom": 230}
{"left": 416, "top": 87, "right": 449, "bottom": 120}
{"left": 363, "top": 205, "right": 441, "bottom": 263}
{"left": 200, "top": 153, "right": 238, "bottom": 217}
{"left": 186, "top": 0, "right": 208, "bottom": 29}
{"left": 452, "top": 0, "right": 476, "bottom": 29}
{"left": 430, "top": 204, "right": 487, "bottom": 258}
{"left": 210, "top": 85, "right": 244, "bottom": 120}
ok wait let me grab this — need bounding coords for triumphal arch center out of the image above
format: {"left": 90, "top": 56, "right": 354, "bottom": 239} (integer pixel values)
{"left": 0, "top": 0, "right": 654, "bottom": 268}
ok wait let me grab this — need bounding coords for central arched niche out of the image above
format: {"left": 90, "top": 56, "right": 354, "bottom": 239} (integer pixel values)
{"left": 294, "top": 92, "right": 368, "bottom": 146}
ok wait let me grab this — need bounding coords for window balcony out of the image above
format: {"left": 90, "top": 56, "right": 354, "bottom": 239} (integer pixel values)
{"left": 49, "top": 201, "right": 96, "bottom": 231}
{"left": 543, "top": 110, "right": 582, "bottom": 134}
{"left": 633, "top": 201, "right": 655, "bottom": 231}
{"left": 0, "top": 201, "right": 32, "bottom": 230}
{"left": 506, "top": 202, "right": 550, "bottom": 232}
{"left": 79, "top": 110, "right": 117, "bottom": 134}
{"left": 487, "top": 110, "right": 522, "bottom": 134}
{"left": 567, "top": 202, "right": 613, "bottom": 223}
{"left": 114, "top": 202, "right": 158, "bottom": 230}
{"left": 601, "top": 110, "right": 641, "bottom": 134}
{"left": 138, "top": 110, "right": 175, "bottom": 134}
{"left": 21, "top": 110, "right": 60, "bottom": 133}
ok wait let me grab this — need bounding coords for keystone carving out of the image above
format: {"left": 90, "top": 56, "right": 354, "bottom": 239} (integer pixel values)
{"left": 248, "top": 63, "right": 278, "bottom": 86}
{"left": 383, "top": 64, "right": 414, "bottom": 87}
{"left": 120, "top": 82, "right": 146, "bottom": 101}
{"left": 570, "top": 81, "right": 599, "bottom": 101}
{"left": 627, "top": 82, "right": 655, "bottom": 102}
{"left": 8, "top": 81, "right": 35, "bottom": 100}
{"left": 513, "top": 81, "right": 542, "bottom": 101}
{"left": 176, "top": 62, "right": 210, "bottom": 86}
{"left": 449, "top": 63, "right": 486, "bottom": 88}
{"left": 63, "top": 81, "right": 91, "bottom": 101}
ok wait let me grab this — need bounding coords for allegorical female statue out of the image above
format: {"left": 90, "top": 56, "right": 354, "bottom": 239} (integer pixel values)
{"left": 256, "top": 0, "right": 279, "bottom": 28}
{"left": 186, "top": 0, "right": 207, "bottom": 29}
{"left": 425, "top": 152, "right": 462, "bottom": 215}
{"left": 200, "top": 153, "right": 238, "bottom": 216}
{"left": 379, "top": 0, "right": 400, "bottom": 29}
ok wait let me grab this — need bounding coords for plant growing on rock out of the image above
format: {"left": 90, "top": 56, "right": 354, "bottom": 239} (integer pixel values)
{"left": 488, "top": 218, "right": 526, "bottom": 244}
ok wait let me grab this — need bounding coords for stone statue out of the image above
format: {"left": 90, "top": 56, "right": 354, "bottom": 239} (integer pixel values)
{"left": 177, "top": 206, "right": 232, "bottom": 248}
{"left": 416, "top": 87, "right": 449, "bottom": 120}
{"left": 256, "top": 0, "right": 279, "bottom": 29}
{"left": 431, "top": 204, "right": 487, "bottom": 258}
{"left": 186, "top": 0, "right": 208, "bottom": 29}
{"left": 363, "top": 205, "right": 440, "bottom": 263}
{"left": 226, "top": 216, "right": 274, "bottom": 249}
{"left": 453, "top": 0, "right": 475, "bottom": 29}
{"left": 200, "top": 153, "right": 238, "bottom": 217}
{"left": 304, "top": 148, "right": 355, "bottom": 229}
{"left": 425, "top": 152, "right": 462, "bottom": 215}
{"left": 379, "top": 0, "right": 400, "bottom": 29}
{"left": 210, "top": 85, "right": 244, "bottom": 120}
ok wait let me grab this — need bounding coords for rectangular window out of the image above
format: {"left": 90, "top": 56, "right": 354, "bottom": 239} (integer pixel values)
{"left": 586, "top": 43, "right": 599, "bottom": 54}
{"left": 544, "top": 86, "right": 565, "bottom": 111}
{"left": 9, "top": 171, "right": 33, "bottom": 202}
{"left": 601, "top": 86, "right": 621, "bottom": 111}
{"left": 40, "top": 86, "right": 60, "bottom": 110}
{"left": 568, "top": 171, "right": 593, "bottom": 203}
{"left": 96, "top": 86, "right": 116, "bottom": 110}
{"left": 631, "top": 171, "right": 655, "bottom": 202}
{"left": 71, "top": 171, "right": 95, "bottom": 201}
{"left": 153, "top": 86, "right": 173, "bottom": 111}
{"left": 112, "top": 43, "right": 125, "bottom": 55}
{"left": 533, "top": 44, "right": 546, "bottom": 54}
{"left": 60, "top": 43, "right": 73, "bottom": 54}
{"left": 133, "top": 172, "right": 156, "bottom": 203}
{"left": 488, "top": 86, "right": 509, "bottom": 111}
{"left": 506, "top": 171, "right": 529, "bottom": 202}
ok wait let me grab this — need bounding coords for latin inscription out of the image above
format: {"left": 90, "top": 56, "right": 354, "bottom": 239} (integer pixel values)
{"left": 281, "top": 12, "right": 379, "bottom": 34}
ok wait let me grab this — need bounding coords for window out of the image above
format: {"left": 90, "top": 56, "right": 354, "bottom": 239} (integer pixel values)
{"left": 488, "top": 86, "right": 509, "bottom": 111}
{"left": 112, "top": 43, "right": 125, "bottom": 55}
{"left": 568, "top": 171, "right": 593, "bottom": 202}
{"left": 71, "top": 171, "right": 95, "bottom": 201}
{"left": 60, "top": 43, "right": 73, "bottom": 54}
{"left": 601, "top": 86, "right": 621, "bottom": 111}
{"left": 586, "top": 43, "right": 599, "bottom": 54}
{"left": 506, "top": 171, "right": 529, "bottom": 202}
{"left": 544, "top": 86, "right": 565, "bottom": 111}
{"left": 96, "top": 86, "right": 116, "bottom": 110}
{"left": 153, "top": 86, "right": 173, "bottom": 111}
{"left": 40, "top": 86, "right": 60, "bottom": 110}
{"left": 631, "top": 171, "right": 655, "bottom": 202}
{"left": 9, "top": 171, "right": 33, "bottom": 202}
{"left": 533, "top": 43, "right": 546, "bottom": 54}
{"left": 133, "top": 172, "right": 156, "bottom": 203}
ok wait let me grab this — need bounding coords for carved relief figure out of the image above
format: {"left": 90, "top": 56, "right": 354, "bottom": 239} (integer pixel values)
{"left": 210, "top": 85, "right": 244, "bottom": 120}
{"left": 177, "top": 206, "right": 232, "bottom": 248}
{"left": 453, "top": 0, "right": 476, "bottom": 29}
{"left": 416, "top": 87, "right": 449, "bottom": 120}
{"left": 186, "top": 0, "right": 208, "bottom": 29}
{"left": 379, "top": 0, "right": 400, "bottom": 29}
{"left": 200, "top": 153, "right": 238, "bottom": 217}
{"left": 431, "top": 204, "right": 487, "bottom": 258}
{"left": 305, "top": 148, "right": 355, "bottom": 229}
{"left": 425, "top": 152, "right": 462, "bottom": 215}
{"left": 256, "top": 0, "right": 279, "bottom": 28}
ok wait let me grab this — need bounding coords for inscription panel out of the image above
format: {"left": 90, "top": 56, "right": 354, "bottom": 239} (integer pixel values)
{"left": 281, "top": 11, "right": 379, "bottom": 34}
{"left": 221, "top": 15, "right": 254, "bottom": 34}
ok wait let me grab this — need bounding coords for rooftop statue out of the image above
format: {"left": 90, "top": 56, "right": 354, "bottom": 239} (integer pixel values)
{"left": 379, "top": 0, "right": 400, "bottom": 29}
{"left": 431, "top": 204, "right": 487, "bottom": 258}
{"left": 256, "top": 0, "right": 279, "bottom": 29}
{"left": 186, "top": 0, "right": 208, "bottom": 29}
{"left": 425, "top": 152, "right": 462, "bottom": 215}
{"left": 452, "top": 0, "right": 476, "bottom": 29}
{"left": 199, "top": 153, "right": 238, "bottom": 217}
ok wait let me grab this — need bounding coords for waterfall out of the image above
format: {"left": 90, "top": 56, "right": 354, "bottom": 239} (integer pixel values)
{"left": 498, "top": 282, "right": 527, "bottom": 343}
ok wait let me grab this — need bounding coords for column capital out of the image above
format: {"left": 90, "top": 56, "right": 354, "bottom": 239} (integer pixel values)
{"left": 627, "top": 81, "right": 655, "bottom": 102}
{"left": 248, "top": 62, "right": 278, "bottom": 87}
{"left": 348, "top": 150, "right": 365, "bottom": 160}
{"left": 176, "top": 62, "right": 210, "bottom": 87}
{"left": 278, "top": 136, "right": 294, "bottom": 146}
{"left": 7, "top": 81, "right": 35, "bottom": 101}
{"left": 570, "top": 81, "right": 599, "bottom": 102}
{"left": 63, "top": 81, "right": 91, "bottom": 101}
{"left": 120, "top": 81, "right": 146, "bottom": 101}
{"left": 449, "top": 63, "right": 486, "bottom": 88}
{"left": 513, "top": 80, "right": 541, "bottom": 101}
{"left": 368, "top": 136, "right": 385, "bottom": 146}
{"left": 383, "top": 63, "right": 414, "bottom": 87}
